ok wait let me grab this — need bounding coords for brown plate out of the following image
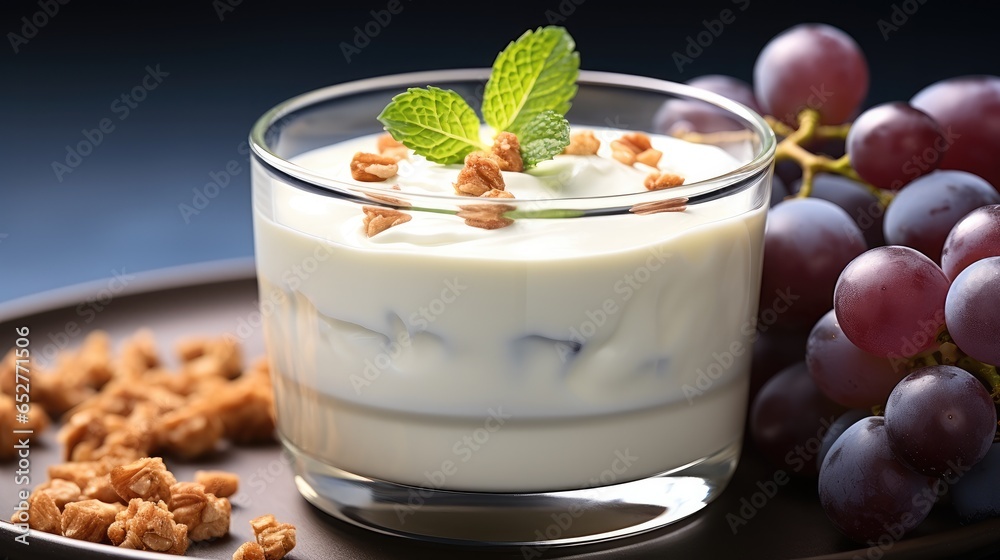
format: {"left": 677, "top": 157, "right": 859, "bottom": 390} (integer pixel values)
{"left": 1, "top": 260, "right": 998, "bottom": 559}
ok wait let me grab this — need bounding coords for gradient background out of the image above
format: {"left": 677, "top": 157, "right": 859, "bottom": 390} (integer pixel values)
{"left": 1, "top": 0, "right": 995, "bottom": 305}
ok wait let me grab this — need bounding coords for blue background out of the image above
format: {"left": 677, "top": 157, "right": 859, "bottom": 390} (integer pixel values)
{"left": 1, "top": 0, "right": 995, "bottom": 306}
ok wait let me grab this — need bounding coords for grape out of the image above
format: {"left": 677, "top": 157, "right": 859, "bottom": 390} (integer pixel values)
{"left": 753, "top": 24, "right": 869, "bottom": 125}
{"left": 791, "top": 174, "right": 886, "bottom": 248}
{"left": 952, "top": 442, "right": 1000, "bottom": 523}
{"left": 883, "top": 170, "right": 1000, "bottom": 263}
{"left": 911, "top": 76, "right": 1000, "bottom": 189}
{"left": 768, "top": 174, "right": 788, "bottom": 208}
{"left": 941, "top": 204, "right": 1000, "bottom": 280}
{"left": 750, "top": 362, "right": 846, "bottom": 476}
{"left": 846, "top": 102, "right": 945, "bottom": 190}
{"left": 819, "top": 416, "right": 937, "bottom": 543}
{"left": 687, "top": 74, "right": 762, "bottom": 114}
{"left": 653, "top": 75, "right": 760, "bottom": 135}
{"left": 817, "top": 408, "right": 869, "bottom": 470}
{"left": 759, "top": 198, "right": 867, "bottom": 329}
{"left": 806, "top": 310, "right": 905, "bottom": 408}
{"left": 884, "top": 365, "right": 997, "bottom": 477}
{"left": 749, "top": 326, "right": 807, "bottom": 400}
{"left": 945, "top": 257, "right": 1000, "bottom": 366}
{"left": 834, "top": 246, "right": 949, "bottom": 358}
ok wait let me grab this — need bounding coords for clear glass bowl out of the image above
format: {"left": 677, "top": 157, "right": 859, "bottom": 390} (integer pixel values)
{"left": 249, "top": 68, "right": 775, "bottom": 546}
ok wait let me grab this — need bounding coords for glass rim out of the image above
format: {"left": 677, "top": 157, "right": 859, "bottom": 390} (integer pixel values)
{"left": 248, "top": 68, "right": 776, "bottom": 209}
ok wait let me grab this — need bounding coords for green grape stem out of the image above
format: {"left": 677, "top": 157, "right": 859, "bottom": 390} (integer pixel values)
{"left": 771, "top": 109, "right": 894, "bottom": 207}
{"left": 904, "top": 330, "right": 1000, "bottom": 403}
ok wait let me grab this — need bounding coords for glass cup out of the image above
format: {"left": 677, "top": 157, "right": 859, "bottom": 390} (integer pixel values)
{"left": 249, "top": 69, "right": 775, "bottom": 546}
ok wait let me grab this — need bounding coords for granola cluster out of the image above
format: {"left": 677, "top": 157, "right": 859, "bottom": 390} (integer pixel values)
{"left": 354, "top": 127, "right": 689, "bottom": 237}
{"left": 3, "top": 330, "right": 296, "bottom": 558}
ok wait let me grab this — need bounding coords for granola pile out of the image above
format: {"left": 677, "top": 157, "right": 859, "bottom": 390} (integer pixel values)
{"left": 1, "top": 330, "right": 297, "bottom": 559}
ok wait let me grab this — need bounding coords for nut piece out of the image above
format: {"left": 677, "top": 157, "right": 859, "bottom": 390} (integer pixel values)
{"left": 457, "top": 204, "right": 515, "bottom": 230}
{"left": 611, "top": 132, "right": 656, "bottom": 167}
{"left": 613, "top": 132, "right": 652, "bottom": 153}
{"left": 110, "top": 457, "right": 177, "bottom": 503}
{"left": 611, "top": 145, "right": 636, "bottom": 165}
{"left": 563, "top": 130, "right": 601, "bottom": 155}
{"left": 61, "top": 499, "right": 124, "bottom": 543}
{"left": 195, "top": 470, "right": 240, "bottom": 498}
{"left": 83, "top": 473, "right": 124, "bottom": 504}
{"left": 208, "top": 379, "right": 276, "bottom": 444}
{"left": 350, "top": 152, "right": 398, "bottom": 182}
{"left": 108, "top": 499, "right": 188, "bottom": 555}
{"left": 636, "top": 148, "right": 663, "bottom": 167}
{"left": 233, "top": 541, "right": 267, "bottom": 560}
{"left": 14, "top": 491, "right": 61, "bottom": 535}
{"left": 156, "top": 403, "right": 225, "bottom": 459}
{"left": 250, "top": 514, "right": 297, "bottom": 560}
{"left": 33, "top": 478, "right": 83, "bottom": 510}
{"left": 644, "top": 172, "right": 686, "bottom": 191}
{"left": 491, "top": 132, "right": 524, "bottom": 172}
{"left": 168, "top": 482, "right": 231, "bottom": 542}
{"left": 480, "top": 189, "right": 515, "bottom": 199}
{"left": 362, "top": 206, "right": 412, "bottom": 237}
{"left": 454, "top": 152, "right": 505, "bottom": 196}
{"left": 49, "top": 460, "right": 112, "bottom": 490}
{"left": 376, "top": 134, "right": 409, "bottom": 161}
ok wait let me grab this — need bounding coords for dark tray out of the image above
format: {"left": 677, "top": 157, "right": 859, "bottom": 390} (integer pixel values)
{"left": 1, "top": 260, "right": 998, "bottom": 559}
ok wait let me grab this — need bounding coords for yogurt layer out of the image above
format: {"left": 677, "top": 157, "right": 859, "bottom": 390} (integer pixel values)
{"left": 253, "top": 128, "right": 768, "bottom": 491}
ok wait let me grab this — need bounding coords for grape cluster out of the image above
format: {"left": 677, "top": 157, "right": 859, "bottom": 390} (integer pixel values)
{"left": 657, "top": 23, "right": 1000, "bottom": 544}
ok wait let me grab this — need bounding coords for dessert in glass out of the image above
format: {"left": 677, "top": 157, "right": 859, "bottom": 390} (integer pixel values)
{"left": 249, "top": 28, "right": 775, "bottom": 546}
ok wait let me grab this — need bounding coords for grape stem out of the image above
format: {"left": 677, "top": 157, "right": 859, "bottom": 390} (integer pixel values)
{"left": 919, "top": 332, "right": 1000, "bottom": 402}
{"left": 771, "top": 109, "right": 894, "bottom": 207}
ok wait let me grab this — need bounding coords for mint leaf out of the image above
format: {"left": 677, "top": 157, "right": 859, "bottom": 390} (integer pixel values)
{"left": 482, "top": 26, "right": 579, "bottom": 137}
{"left": 377, "top": 86, "right": 486, "bottom": 164}
{"left": 519, "top": 110, "right": 570, "bottom": 168}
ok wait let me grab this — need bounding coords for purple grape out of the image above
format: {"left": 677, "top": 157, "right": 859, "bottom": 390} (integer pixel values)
{"left": 768, "top": 174, "right": 789, "bottom": 208}
{"left": 941, "top": 204, "right": 1000, "bottom": 280}
{"left": 753, "top": 24, "right": 869, "bottom": 125}
{"left": 847, "top": 102, "right": 945, "bottom": 190}
{"left": 819, "top": 416, "right": 937, "bottom": 543}
{"left": 749, "top": 326, "right": 808, "bottom": 400}
{"left": 791, "top": 173, "right": 886, "bottom": 248}
{"left": 883, "top": 170, "right": 1000, "bottom": 263}
{"left": 750, "top": 362, "right": 846, "bottom": 476}
{"left": 946, "top": 257, "right": 1000, "bottom": 366}
{"left": 817, "top": 408, "right": 869, "bottom": 470}
{"left": 759, "top": 198, "right": 867, "bottom": 329}
{"left": 807, "top": 310, "right": 905, "bottom": 408}
{"left": 885, "top": 365, "right": 997, "bottom": 477}
{"left": 911, "top": 75, "right": 1000, "bottom": 190}
{"left": 687, "top": 74, "right": 762, "bottom": 114}
{"left": 952, "top": 442, "right": 1000, "bottom": 522}
{"left": 834, "top": 246, "right": 949, "bottom": 358}
{"left": 653, "top": 75, "right": 759, "bottom": 134}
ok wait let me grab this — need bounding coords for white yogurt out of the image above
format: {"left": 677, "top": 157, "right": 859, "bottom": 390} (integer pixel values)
{"left": 253, "top": 129, "right": 767, "bottom": 492}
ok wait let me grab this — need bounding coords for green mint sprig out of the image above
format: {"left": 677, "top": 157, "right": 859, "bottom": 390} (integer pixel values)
{"left": 376, "top": 26, "right": 578, "bottom": 168}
